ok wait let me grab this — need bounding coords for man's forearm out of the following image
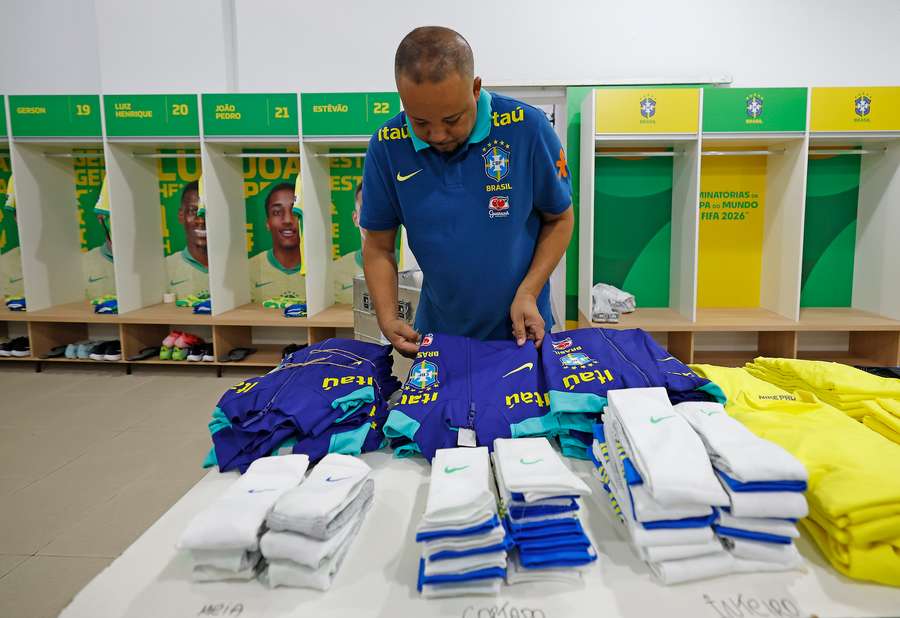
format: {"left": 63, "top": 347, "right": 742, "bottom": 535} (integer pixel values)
{"left": 362, "top": 238, "right": 400, "bottom": 327}
{"left": 518, "top": 207, "right": 575, "bottom": 297}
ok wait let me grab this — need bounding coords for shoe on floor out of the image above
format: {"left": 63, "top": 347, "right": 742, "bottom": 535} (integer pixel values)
{"left": 103, "top": 340, "right": 121, "bottom": 361}
{"left": 89, "top": 341, "right": 111, "bottom": 361}
{"left": 202, "top": 343, "right": 215, "bottom": 362}
{"left": 187, "top": 344, "right": 205, "bottom": 362}
{"left": 171, "top": 346, "right": 189, "bottom": 361}
{"left": 77, "top": 340, "right": 102, "bottom": 360}
{"left": 161, "top": 330, "right": 183, "bottom": 348}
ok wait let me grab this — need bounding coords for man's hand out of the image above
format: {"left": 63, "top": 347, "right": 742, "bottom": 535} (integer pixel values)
{"left": 380, "top": 317, "right": 420, "bottom": 358}
{"left": 510, "top": 291, "right": 545, "bottom": 348}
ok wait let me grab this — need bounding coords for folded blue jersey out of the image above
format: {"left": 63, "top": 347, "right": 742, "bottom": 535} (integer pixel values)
{"left": 504, "top": 516, "right": 584, "bottom": 540}
{"left": 518, "top": 546, "right": 597, "bottom": 568}
{"left": 508, "top": 499, "right": 579, "bottom": 520}
{"left": 414, "top": 515, "right": 501, "bottom": 542}
{"left": 385, "top": 334, "right": 551, "bottom": 461}
{"left": 417, "top": 559, "right": 506, "bottom": 592}
{"left": 543, "top": 328, "right": 726, "bottom": 421}
{"left": 428, "top": 536, "right": 514, "bottom": 562}
{"left": 717, "top": 470, "right": 807, "bottom": 493}
{"left": 713, "top": 525, "right": 793, "bottom": 545}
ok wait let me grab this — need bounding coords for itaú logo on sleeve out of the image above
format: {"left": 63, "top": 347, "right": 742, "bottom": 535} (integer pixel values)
{"left": 488, "top": 195, "right": 510, "bottom": 219}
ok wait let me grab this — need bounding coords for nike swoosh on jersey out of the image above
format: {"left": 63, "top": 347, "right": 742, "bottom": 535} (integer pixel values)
{"left": 650, "top": 415, "right": 675, "bottom": 424}
{"left": 8, "top": 277, "right": 22, "bottom": 284}
{"left": 87, "top": 276, "right": 106, "bottom": 283}
{"left": 444, "top": 465, "right": 469, "bottom": 474}
{"left": 255, "top": 281, "right": 273, "bottom": 288}
{"left": 396, "top": 169, "right": 423, "bottom": 182}
{"left": 502, "top": 362, "right": 534, "bottom": 378}
{"left": 325, "top": 475, "right": 351, "bottom": 483}
{"left": 341, "top": 283, "right": 353, "bottom": 290}
{"left": 169, "top": 279, "right": 188, "bottom": 286}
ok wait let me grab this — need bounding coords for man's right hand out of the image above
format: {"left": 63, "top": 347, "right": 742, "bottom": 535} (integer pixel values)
{"left": 380, "top": 318, "right": 420, "bottom": 358}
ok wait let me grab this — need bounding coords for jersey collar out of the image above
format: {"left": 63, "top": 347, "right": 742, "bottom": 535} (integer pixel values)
{"left": 406, "top": 89, "right": 493, "bottom": 153}
{"left": 267, "top": 248, "right": 302, "bottom": 275}
{"left": 181, "top": 247, "right": 209, "bottom": 274}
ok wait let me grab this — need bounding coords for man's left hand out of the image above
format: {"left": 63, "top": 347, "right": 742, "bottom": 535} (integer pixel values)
{"left": 510, "top": 291, "right": 545, "bottom": 348}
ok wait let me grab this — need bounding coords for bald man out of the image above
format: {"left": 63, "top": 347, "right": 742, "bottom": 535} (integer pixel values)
{"left": 360, "top": 27, "right": 573, "bottom": 356}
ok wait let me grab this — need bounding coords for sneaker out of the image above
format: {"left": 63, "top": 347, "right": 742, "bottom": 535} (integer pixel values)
{"left": 175, "top": 294, "right": 208, "bottom": 308}
{"left": 192, "top": 299, "right": 211, "bottom": 315}
{"left": 90, "top": 294, "right": 116, "bottom": 306}
{"left": 103, "top": 340, "right": 121, "bottom": 361}
{"left": 283, "top": 303, "right": 307, "bottom": 318}
{"left": 65, "top": 341, "right": 85, "bottom": 359}
{"left": 0, "top": 340, "right": 10, "bottom": 357}
{"left": 89, "top": 341, "right": 110, "bottom": 361}
{"left": 159, "top": 346, "right": 173, "bottom": 361}
{"left": 187, "top": 344, "right": 205, "bottom": 362}
{"left": 77, "top": 340, "right": 102, "bottom": 359}
{"left": 171, "top": 346, "right": 189, "bottom": 361}
{"left": 8, "top": 336, "right": 30, "bottom": 357}
{"left": 161, "top": 330, "right": 183, "bottom": 348}
{"left": 281, "top": 343, "right": 308, "bottom": 358}
{"left": 94, "top": 299, "right": 118, "bottom": 314}
{"left": 202, "top": 343, "right": 215, "bottom": 362}
{"left": 6, "top": 297, "right": 26, "bottom": 311}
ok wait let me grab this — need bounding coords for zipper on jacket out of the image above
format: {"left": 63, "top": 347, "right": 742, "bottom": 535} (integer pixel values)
{"left": 600, "top": 328, "right": 651, "bottom": 386}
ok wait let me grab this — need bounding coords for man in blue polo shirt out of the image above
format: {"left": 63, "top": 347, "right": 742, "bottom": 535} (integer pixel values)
{"left": 361, "top": 27, "right": 573, "bottom": 356}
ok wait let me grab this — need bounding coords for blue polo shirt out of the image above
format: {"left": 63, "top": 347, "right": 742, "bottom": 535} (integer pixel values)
{"left": 360, "top": 90, "right": 572, "bottom": 341}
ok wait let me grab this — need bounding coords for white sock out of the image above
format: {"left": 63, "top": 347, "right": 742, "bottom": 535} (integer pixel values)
{"left": 607, "top": 388, "right": 728, "bottom": 507}
{"left": 505, "top": 550, "right": 586, "bottom": 585}
{"left": 260, "top": 497, "right": 370, "bottom": 568}
{"left": 178, "top": 454, "right": 309, "bottom": 552}
{"left": 421, "top": 526, "right": 507, "bottom": 560}
{"left": 648, "top": 551, "right": 734, "bottom": 585}
{"left": 261, "top": 511, "right": 362, "bottom": 590}
{"left": 189, "top": 549, "right": 260, "bottom": 573}
{"left": 192, "top": 556, "right": 262, "bottom": 582}
{"left": 640, "top": 541, "right": 724, "bottom": 563}
{"left": 492, "top": 437, "right": 591, "bottom": 502}
{"left": 672, "top": 402, "right": 808, "bottom": 483}
{"left": 724, "top": 538, "right": 803, "bottom": 565}
{"left": 423, "top": 551, "right": 507, "bottom": 576}
{"left": 267, "top": 454, "right": 370, "bottom": 538}
{"left": 418, "top": 447, "right": 495, "bottom": 531}
{"left": 716, "top": 512, "right": 799, "bottom": 538}
{"left": 420, "top": 578, "right": 502, "bottom": 598}
{"left": 731, "top": 556, "right": 805, "bottom": 574}
{"left": 722, "top": 485, "right": 809, "bottom": 519}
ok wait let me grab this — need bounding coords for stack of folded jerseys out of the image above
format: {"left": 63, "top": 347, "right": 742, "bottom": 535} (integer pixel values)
{"left": 206, "top": 338, "right": 401, "bottom": 472}
{"left": 691, "top": 364, "right": 900, "bottom": 587}
{"left": 672, "top": 401, "right": 807, "bottom": 574}
{"left": 415, "top": 447, "right": 509, "bottom": 597}
{"left": 177, "top": 455, "right": 309, "bottom": 581}
{"left": 540, "top": 328, "right": 727, "bottom": 459}
{"left": 594, "top": 387, "right": 734, "bottom": 585}
{"left": 745, "top": 357, "right": 900, "bottom": 444}
{"left": 493, "top": 437, "right": 596, "bottom": 584}
{"left": 260, "top": 454, "right": 373, "bottom": 590}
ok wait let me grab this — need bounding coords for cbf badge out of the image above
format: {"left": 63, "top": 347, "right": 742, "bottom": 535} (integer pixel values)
{"left": 855, "top": 94, "right": 871, "bottom": 117}
{"left": 640, "top": 96, "right": 657, "bottom": 119}
{"left": 482, "top": 140, "right": 511, "bottom": 181}
{"left": 560, "top": 352, "right": 593, "bottom": 368}
{"left": 746, "top": 93, "right": 764, "bottom": 119}
{"left": 409, "top": 360, "right": 438, "bottom": 390}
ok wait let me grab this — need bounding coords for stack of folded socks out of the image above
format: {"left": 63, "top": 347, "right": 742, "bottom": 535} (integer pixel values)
{"left": 206, "top": 338, "right": 402, "bottom": 472}
{"left": 672, "top": 401, "right": 807, "bottom": 574}
{"left": 260, "top": 454, "right": 373, "bottom": 589}
{"left": 415, "top": 447, "right": 509, "bottom": 598}
{"left": 493, "top": 437, "right": 596, "bottom": 584}
{"left": 596, "top": 387, "right": 734, "bottom": 585}
{"left": 177, "top": 455, "right": 309, "bottom": 581}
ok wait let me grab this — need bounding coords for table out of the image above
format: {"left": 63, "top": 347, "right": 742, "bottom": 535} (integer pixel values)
{"left": 60, "top": 451, "right": 900, "bottom": 618}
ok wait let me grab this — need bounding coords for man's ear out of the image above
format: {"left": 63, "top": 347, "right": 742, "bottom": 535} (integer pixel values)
{"left": 473, "top": 76, "right": 482, "bottom": 100}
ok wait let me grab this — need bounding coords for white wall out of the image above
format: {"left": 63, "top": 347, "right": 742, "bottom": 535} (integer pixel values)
{"left": 1, "top": 0, "right": 899, "bottom": 94}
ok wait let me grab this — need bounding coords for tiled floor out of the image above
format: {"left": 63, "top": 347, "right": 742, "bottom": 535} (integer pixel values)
{"left": 0, "top": 363, "right": 260, "bottom": 618}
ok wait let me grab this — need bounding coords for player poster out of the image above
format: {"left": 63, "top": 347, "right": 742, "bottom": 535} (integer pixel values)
{"left": 73, "top": 150, "right": 115, "bottom": 300}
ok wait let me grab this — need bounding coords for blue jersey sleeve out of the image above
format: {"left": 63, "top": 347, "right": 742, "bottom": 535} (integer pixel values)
{"left": 531, "top": 112, "right": 572, "bottom": 215}
{"left": 360, "top": 136, "right": 402, "bottom": 231}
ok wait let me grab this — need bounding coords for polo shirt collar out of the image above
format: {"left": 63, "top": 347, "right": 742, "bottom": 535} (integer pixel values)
{"left": 406, "top": 89, "right": 493, "bottom": 152}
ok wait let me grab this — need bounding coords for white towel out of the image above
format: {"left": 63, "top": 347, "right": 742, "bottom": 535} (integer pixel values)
{"left": 418, "top": 447, "right": 495, "bottom": 532}
{"left": 267, "top": 454, "right": 371, "bottom": 538}
{"left": 421, "top": 526, "right": 507, "bottom": 560}
{"left": 672, "top": 402, "right": 808, "bottom": 483}
{"left": 189, "top": 549, "right": 260, "bottom": 572}
{"left": 422, "top": 551, "right": 507, "bottom": 577}
{"left": 420, "top": 579, "right": 502, "bottom": 598}
{"left": 607, "top": 388, "right": 729, "bottom": 507}
{"left": 640, "top": 541, "right": 724, "bottom": 563}
{"left": 648, "top": 551, "right": 734, "bottom": 585}
{"left": 722, "top": 486, "right": 809, "bottom": 520}
{"left": 262, "top": 511, "right": 362, "bottom": 590}
{"left": 493, "top": 437, "right": 591, "bottom": 502}
{"left": 716, "top": 512, "right": 799, "bottom": 539}
{"left": 259, "top": 496, "right": 371, "bottom": 568}
{"left": 725, "top": 538, "right": 803, "bottom": 565}
{"left": 178, "top": 454, "right": 309, "bottom": 552}
{"left": 505, "top": 551, "right": 585, "bottom": 585}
